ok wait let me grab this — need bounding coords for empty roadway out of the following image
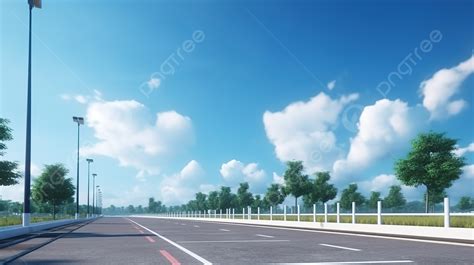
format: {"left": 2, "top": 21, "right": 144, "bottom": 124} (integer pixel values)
{"left": 5, "top": 217, "right": 473, "bottom": 264}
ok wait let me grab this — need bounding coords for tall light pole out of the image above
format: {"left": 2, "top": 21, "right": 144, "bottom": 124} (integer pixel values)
{"left": 23, "top": 0, "right": 42, "bottom": 227}
{"left": 96, "top": 186, "right": 100, "bottom": 215}
{"left": 72, "top": 116, "right": 84, "bottom": 219}
{"left": 86, "top": 158, "right": 93, "bottom": 218}
{"left": 92, "top": 173, "right": 97, "bottom": 216}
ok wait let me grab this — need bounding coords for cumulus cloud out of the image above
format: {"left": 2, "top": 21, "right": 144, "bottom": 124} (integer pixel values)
{"left": 263, "top": 92, "right": 359, "bottom": 173}
{"left": 454, "top": 142, "right": 474, "bottom": 157}
{"left": 420, "top": 55, "right": 474, "bottom": 120}
{"left": 147, "top": 78, "right": 161, "bottom": 90}
{"left": 159, "top": 160, "right": 208, "bottom": 205}
{"left": 80, "top": 99, "right": 194, "bottom": 176}
{"left": 357, "top": 173, "right": 422, "bottom": 201}
{"left": 220, "top": 160, "right": 266, "bottom": 190}
{"left": 333, "top": 99, "right": 428, "bottom": 181}
{"left": 327, "top": 80, "right": 336, "bottom": 90}
{"left": 272, "top": 172, "right": 284, "bottom": 185}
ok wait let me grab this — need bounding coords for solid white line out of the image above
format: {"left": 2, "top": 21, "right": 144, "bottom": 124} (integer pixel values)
{"left": 272, "top": 261, "right": 413, "bottom": 264}
{"left": 219, "top": 228, "right": 230, "bottom": 232}
{"left": 319, "top": 243, "right": 361, "bottom": 251}
{"left": 177, "top": 239, "right": 289, "bottom": 243}
{"left": 194, "top": 225, "right": 200, "bottom": 228}
{"left": 256, "top": 234, "right": 274, "bottom": 238}
{"left": 127, "top": 218, "right": 212, "bottom": 265}
{"left": 203, "top": 221, "right": 474, "bottom": 248}
{"left": 181, "top": 223, "right": 187, "bottom": 226}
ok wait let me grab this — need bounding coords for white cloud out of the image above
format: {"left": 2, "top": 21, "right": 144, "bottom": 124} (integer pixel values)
{"left": 454, "top": 142, "right": 474, "bottom": 157}
{"left": 74, "top": 95, "right": 88, "bottom": 104}
{"left": 333, "top": 99, "right": 428, "bottom": 181}
{"left": 447, "top": 165, "right": 474, "bottom": 200}
{"left": 220, "top": 160, "right": 266, "bottom": 190}
{"left": 81, "top": 99, "right": 194, "bottom": 176}
{"left": 159, "top": 160, "right": 208, "bottom": 205}
{"left": 357, "top": 173, "right": 422, "bottom": 201}
{"left": 420, "top": 55, "right": 474, "bottom": 120}
{"left": 147, "top": 78, "right": 161, "bottom": 90}
{"left": 263, "top": 92, "right": 359, "bottom": 173}
{"left": 272, "top": 172, "right": 284, "bottom": 185}
{"left": 327, "top": 80, "right": 336, "bottom": 90}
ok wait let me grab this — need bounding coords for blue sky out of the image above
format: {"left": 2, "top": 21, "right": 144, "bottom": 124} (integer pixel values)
{"left": 1, "top": 0, "right": 473, "bottom": 207}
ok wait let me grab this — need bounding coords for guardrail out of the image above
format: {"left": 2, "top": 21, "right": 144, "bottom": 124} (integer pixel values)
{"left": 158, "top": 198, "right": 474, "bottom": 228}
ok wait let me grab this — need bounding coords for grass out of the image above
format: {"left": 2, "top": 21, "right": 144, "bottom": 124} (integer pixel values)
{"left": 228, "top": 214, "right": 474, "bottom": 228}
{"left": 0, "top": 215, "right": 74, "bottom": 227}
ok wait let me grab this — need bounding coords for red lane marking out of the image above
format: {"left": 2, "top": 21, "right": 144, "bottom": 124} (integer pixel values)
{"left": 160, "top": 250, "right": 181, "bottom": 265}
{"left": 146, "top": 236, "right": 156, "bottom": 243}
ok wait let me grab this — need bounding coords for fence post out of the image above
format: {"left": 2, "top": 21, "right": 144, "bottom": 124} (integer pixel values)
{"left": 336, "top": 202, "right": 340, "bottom": 223}
{"left": 324, "top": 203, "right": 328, "bottom": 223}
{"left": 248, "top": 206, "right": 251, "bottom": 220}
{"left": 377, "top": 201, "right": 382, "bottom": 225}
{"left": 313, "top": 204, "right": 316, "bottom": 223}
{"left": 232, "top": 208, "right": 235, "bottom": 219}
{"left": 258, "top": 207, "right": 260, "bottom": 220}
{"left": 219, "top": 209, "right": 222, "bottom": 219}
{"left": 444, "top": 197, "right": 450, "bottom": 228}
{"left": 270, "top": 206, "right": 273, "bottom": 221}
{"left": 242, "top": 208, "right": 245, "bottom": 219}
{"left": 352, "top": 202, "right": 356, "bottom": 224}
{"left": 297, "top": 205, "right": 300, "bottom": 222}
{"left": 214, "top": 210, "right": 217, "bottom": 219}
{"left": 284, "top": 205, "right": 287, "bottom": 221}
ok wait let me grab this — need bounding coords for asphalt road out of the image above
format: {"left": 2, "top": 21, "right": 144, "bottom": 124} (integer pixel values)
{"left": 7, "top": 217, "right": 473, "bottom": 264}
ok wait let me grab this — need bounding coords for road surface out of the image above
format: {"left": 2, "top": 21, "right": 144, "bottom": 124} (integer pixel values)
{"left": 3, "top": 217, "right": 473, "bottom": 264}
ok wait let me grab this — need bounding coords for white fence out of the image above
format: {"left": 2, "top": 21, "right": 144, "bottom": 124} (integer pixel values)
{"left": 160, "top": 198, "right": 473, "bottom": 228}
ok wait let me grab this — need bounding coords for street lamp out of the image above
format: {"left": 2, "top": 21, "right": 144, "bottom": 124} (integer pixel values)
{"left": 92, "top": 174, "right": 97, "bottom": 216}
{"left": 72, "top": 116, "right": 84, "bottom": 219}
{"left": 86, "top": 158, "right": 93, "bottom": 218}
{"left": 23, "top": 0, "right": 42, "bottom": 227}
{"left": 96, "top": 185, "right": 100, "bottom": 215}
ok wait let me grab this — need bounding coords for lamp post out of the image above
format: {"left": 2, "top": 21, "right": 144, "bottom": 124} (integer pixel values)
{"left": 96, "top": 185, "right": 100, "bottom": 215}
{"left": 23, "top": 0, "right": 42, "bottom": 227}
{"left": 72, "top": 116, "right": 84, "bottom": 219}
{"left": 92, "top": 174, "right": 97, "bottom": 216}
{"left": 86, "top": 159, "right": 93, "bottom": 218}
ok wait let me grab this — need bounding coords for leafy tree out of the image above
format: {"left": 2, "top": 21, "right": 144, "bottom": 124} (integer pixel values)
{"left": 0, "top": 118, "right": 21, "bottom": 186}
{"left": 264, "top": 184, "right": 285, "bottom": 207}
{"left": 127, "top": 205, "right": 136, "bottom": 213}
{"left": 252, "top": 195, "right": 265, "bottom": 209}
{"left": 237, "top": 182, "right": 254, "bottom": 208}
{"left": 32, "top": 164, "right": 75, "bottom": 219}
{"left": 384, "top": 185, "right": 406, "bottom": 209}
{"left": 148, "top": 197, "right": 158, "bottom": 213}
{"left": 195, "top": 192, "right": 208, "bottom": 210}
{"left": 283, "top": 161, "right": 311, "bottom": 209}
{"left": 339, "top": 183, "right": 366, "bottom": 210}
{"left": 207, "top": 191, "right": 219, "bottom": 210}
{"left": 303, "top": 172, "right": 337, "bottom": 207}
{"left": 218, "top": 186, "right": 234, "bottom": 210}
{"left": 395, "top": 132, "right": 465, "bottom": 212}
{"left": 368, "top": 191, "right": 381, "bottom": 209}
{"left": 457, "top": 196, "right": 472, "bottom": 211}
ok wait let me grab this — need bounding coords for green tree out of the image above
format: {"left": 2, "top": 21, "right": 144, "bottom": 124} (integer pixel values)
{"left": 252, "top": 195, "right": 265, "bottom": 209}
{"left": 283, "top": 161, "right": 311, "bottom": 209}
{"left": 195, "top": 192, "right": 208, "bottom": 210}
{"left": 395, "top": 132, "right": 465, "bottom": 212}
{"left": 0, "top": 118, "right": 21, "bottom": 186}
{"left": 303, "top": 172, "right": 337, "bottom": 207}
{"left": 148, "top": 197, "right": 158, "bottom": 213}
{"left": 207, "top": 191, "right": 219, "bottom": 209}
{"left": 339, "top": 183, "right": 366, "bottom": 210}
{"left": 237, "top": 182, "right": 254, "bottom": 208}
{"left": 368, "top": 191, "right": 381, "bottom": 209}
{"left": 218, "top": 186, "right": 233, "bottom": 210}
{"left": 32, "top": 164, "right": 75, "bottom": 219}
{"left": 384, "top": 185, "right": 406, "bottom": 209}
{"left": 127, "top": 205, "right": 136, "bottom": 213}
{"left": 264, "top": 184, "right": 285, "bottom": 207}
{"left": 457, "top": 196, "right": 472, "bottom": 211}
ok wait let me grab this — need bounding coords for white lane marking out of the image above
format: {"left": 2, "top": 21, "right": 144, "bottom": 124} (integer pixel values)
{"left": 177, "top": 239, "right": 289, "bottom": 243}
{"left": 256, "top": 234, "right": 274, "bottom": 238}
{"left": 271, "top": 261, "right": 413, "bottom": 264}
{"left": 319, "top": 243, "right": 361, "bottom": 251}
{"left": 202, "top": 221, "right": 474, "bottom": 248}
{"left": 219, "top": 228, "right": 230, "bottom": 232}
{"left": 127, "top": 218, "right": 212, "bottom": 265}
{"left": 194, "top": 225, "right": 200, "bottom": 228}
{"left": 181, "top": 223, "right": 187, "bottom": 226}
